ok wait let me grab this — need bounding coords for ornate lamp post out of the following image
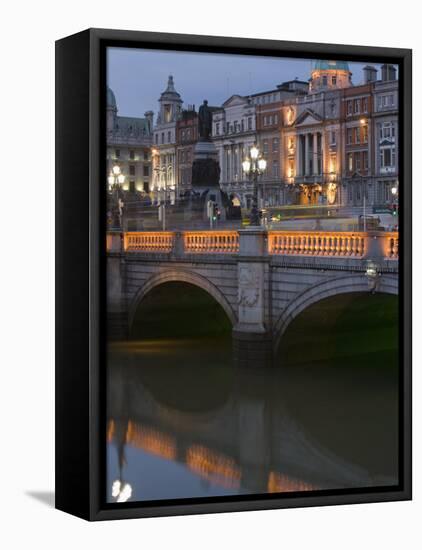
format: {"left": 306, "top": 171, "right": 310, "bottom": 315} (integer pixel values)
{"left": 242, "top": 143, "right": 267, "bottom": 226}
{"left": 391, "top": 183, "right": 399, "bottom": 222}
{"left": 108, "top": 164, "right": 125, "bottom": 229}
{"left": 153, "top": 164, "right": 173, "bottom": 231}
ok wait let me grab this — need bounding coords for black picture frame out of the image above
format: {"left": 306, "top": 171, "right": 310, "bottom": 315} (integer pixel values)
{"left": 55, "top": 28, "right": 412, "bottom": 521}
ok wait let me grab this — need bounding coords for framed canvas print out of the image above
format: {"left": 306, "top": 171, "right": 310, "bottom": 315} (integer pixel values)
{"left": 55, "top": 28, "right": 412, "bottom": 521}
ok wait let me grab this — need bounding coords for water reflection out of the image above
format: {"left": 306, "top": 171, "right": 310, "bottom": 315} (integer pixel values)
{"left": 106, "top": 337, "right": 398, "bottom": 503}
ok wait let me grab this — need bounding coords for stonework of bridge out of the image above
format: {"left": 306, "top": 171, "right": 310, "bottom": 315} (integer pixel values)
{"left": 107, "top": 228, "right": 399, "bottom": 365}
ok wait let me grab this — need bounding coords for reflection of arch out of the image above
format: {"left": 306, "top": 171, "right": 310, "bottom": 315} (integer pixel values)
{"left": 129, "top": 269, "right": 237, "bottom": 330}
{"left": 274, "top": 273, "right": 398, "bottom": 350}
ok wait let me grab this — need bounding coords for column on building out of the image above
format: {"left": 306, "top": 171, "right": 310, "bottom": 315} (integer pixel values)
{"left": 313, "top": 133, "right": 318, "bottom": 175}
{"left": 304, "top": 134, "right": 310, "bottom": 175}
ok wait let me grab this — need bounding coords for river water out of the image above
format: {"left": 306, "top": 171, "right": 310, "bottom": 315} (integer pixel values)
{"left": 106, "top": 334, "right": 399, "bottom": 503}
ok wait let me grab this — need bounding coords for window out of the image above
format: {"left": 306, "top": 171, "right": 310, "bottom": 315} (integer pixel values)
{"left": 379, "top": 94, "right": 395, "bottom": 109}
{"left": 115, "top": 149, "right": 120, "bottom": 158}
{"left": 241, "top": 120, "right": 245, "bottom": 132}
{"left": 272, "top": 160, "right": 279, "bottom": 178}
{"left": 348, "top": 152, "right": 353, "bottom": 172}
{"left": 380, "top": 122, "right": 395, "bottom": 140}
{"left": 354, "top": 152, "right": 361, "bottom": 171}
{"left": 362, "top": 98, "right": 368, "bottom": 113}
{"left": 362, "top": 125, "right": 368, "bottom": 143}
{"left": 248, "top": 117, "right": 252, "bottom": 130}
{"left": 272, "top": 138, "right": 279, "bottom": 152}
{"left": 129, "top": 180, "right": 135, "bottom": 193}
{"left": 181, "top": 130, "right": 186, "bottom": 141}
{"left": 216, "top": 123, "right": 220, "bottom": 135}
{"left": 129, "top": 165, "right": 135, "bottom": 176}
{"left": 155, "top": 134, "right": 158, "bottom": 144}
{"left": 363, "top": 150, "right": 369, "bottom": 170}
{"left": 332, "top": 76, "right": 337, "bottom": 85}
{"left": 347, "top": 128, "right": 353, "bottom": 144}
{"left": 330, "top": 130, "right": 336, "bottom": 145}
{"left": 129, "top": 150, "right": 135, "bottom": 160}
{"left": 347, "top": 101, "right": 353, "bottom": 115}
{"left": 167, "top": 131, "right": 171, "bottom": 142}
{"left": 381, "top": 146, "right": 396, "bottom": 168}
{"left": 330, "top": 154, "right": 337, "bottom": 173}
{"left": 353, "top": 99, "right": 360, "bottom": 114}
{"left": 161, "top": 133, "right": 164, "bottom": 144}
{"left": 143, "top": 166, "right": 149, "bottom": 177}
{"left": 144, "top": 151, "right": 149, "bottom": 161}
{"left": 263, "top": 140, "right": 269, "bottom": 154}
{"left": 354, "top": 127, "right": 361, "bottom": 144}
{"left": 234, "top": 121, "right": 238, "bottom": 132}
{"left": 226, "top": 122, "right": 230, "bottom": 134}
{"left": 322, "top": 75, "right": 328, "bottom": 86}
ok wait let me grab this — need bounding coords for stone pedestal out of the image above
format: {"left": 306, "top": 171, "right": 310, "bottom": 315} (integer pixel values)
{"left": 191, "top": 139, "right": 226, "bottom": 222}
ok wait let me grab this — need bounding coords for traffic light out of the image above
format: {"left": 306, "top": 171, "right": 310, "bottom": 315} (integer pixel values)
{"left": 213, "top": 203, "right": 221, "bottom": 221}
{"left": 392, "top": 203, "right": 398, "bottom": 216}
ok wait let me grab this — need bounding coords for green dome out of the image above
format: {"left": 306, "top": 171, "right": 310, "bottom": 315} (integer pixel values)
{"left": 313, "top": 60, "right": 350, "bottom": 72}
{"left": 107, "top": 86, "right": 117, "bottom": 109}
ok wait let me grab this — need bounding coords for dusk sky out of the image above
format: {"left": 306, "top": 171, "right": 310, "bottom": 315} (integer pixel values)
{"left": 107, "top": 47, "right": 393, "bottom": 118}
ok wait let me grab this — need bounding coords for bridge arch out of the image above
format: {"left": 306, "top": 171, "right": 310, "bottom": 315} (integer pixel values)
{"left": 274, "top": 273, "right": 398, "bottom": 351}
{"left": 128, "top": 268, "right": 238, "bottom": 331}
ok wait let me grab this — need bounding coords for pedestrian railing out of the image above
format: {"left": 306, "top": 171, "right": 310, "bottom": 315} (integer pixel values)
{"left": 109, "top": 230, "right": 399, "bottom": 260}
{"left": 268, "top": 231, "right": 365, "bottom": 257}
{"left": 123, "top": 231, "right": 174, "bottom": 252}
{"left": 184, "top": 231, "right": 239, "bottom": 254}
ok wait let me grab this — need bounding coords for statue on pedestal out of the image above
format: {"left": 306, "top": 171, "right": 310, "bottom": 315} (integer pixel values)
{"left": 198, "top": 100, "right": 213, "bottom": 141}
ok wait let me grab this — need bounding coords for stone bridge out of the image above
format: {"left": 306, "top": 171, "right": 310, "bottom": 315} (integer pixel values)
{"left": 107, "top": 228, "right": 399, "bottom": 365}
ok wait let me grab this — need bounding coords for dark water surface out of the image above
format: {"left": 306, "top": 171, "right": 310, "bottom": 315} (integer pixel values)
{"left": 107, "top": 293, "right": 399, "bottom": 503}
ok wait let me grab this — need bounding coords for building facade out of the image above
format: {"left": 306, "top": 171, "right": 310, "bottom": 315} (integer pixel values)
{"left": 175, "top": 107, "right": 198, "bottom": 195}
{"left": 373, "top": 65, "right": 399, "bottom": 206}
{"left": 210, "top": 61, "right": 398, "bottom": 211}
{"left": 152, "top": 76, "right": 183, "bottom": 204}
{"left": 106, "top": 86, "right": 153, "bottom": 194}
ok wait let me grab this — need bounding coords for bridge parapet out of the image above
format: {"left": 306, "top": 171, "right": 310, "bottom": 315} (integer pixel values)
{"left": 108, "top": 230, "right": 398, "bottom": 261}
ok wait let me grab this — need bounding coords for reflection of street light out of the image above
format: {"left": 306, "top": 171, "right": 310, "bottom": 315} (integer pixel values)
{"left": 111, "top": 479, "right": 133, "bottom": 503}
{"left": 242, "top": 143, "right": 267, "bottom": 226}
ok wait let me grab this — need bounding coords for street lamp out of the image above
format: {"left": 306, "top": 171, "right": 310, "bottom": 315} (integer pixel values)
{"left": 353, "top": 170, "right": 368, "bottom": 232}
{"left": 242, "top": 143, "right": 267, "bottom": 226}
{"left": 108, "top": 164, "right": 125, "bottom": 229}
{"left": 154, "top": 164, "right": 173, "bottom": 231}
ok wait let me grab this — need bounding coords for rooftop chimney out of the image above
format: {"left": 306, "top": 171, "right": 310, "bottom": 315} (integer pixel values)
{"left": 363, "top": 65, "right": 377, "bottom": 83}
{"left": 381, "top": 64, "right": 397, "bottom": 82}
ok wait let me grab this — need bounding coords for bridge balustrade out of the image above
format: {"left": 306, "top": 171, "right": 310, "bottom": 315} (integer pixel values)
{"left": 123, "top": 232, "right": 174, "bottom": 252}
{"left": 184, "top": 231, "right": 239, "bottom": 254}
{"left": 109, "top": 230, "right": 399, "bottom": 260}
{"left": 268, "top": 231, "right": 366, "bottom": 257}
